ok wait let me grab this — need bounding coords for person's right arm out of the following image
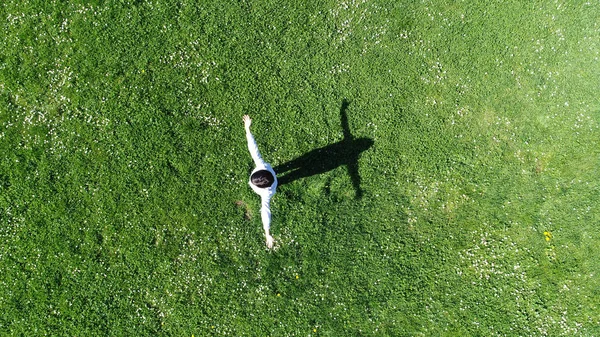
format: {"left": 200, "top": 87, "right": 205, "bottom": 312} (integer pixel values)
{"left": 244, "top": 115, "right": 265, "bottom": 167}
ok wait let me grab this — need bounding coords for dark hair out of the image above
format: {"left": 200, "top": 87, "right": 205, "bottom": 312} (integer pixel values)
{"left": 251, "top": 170, "right": 274, "bottom": 188}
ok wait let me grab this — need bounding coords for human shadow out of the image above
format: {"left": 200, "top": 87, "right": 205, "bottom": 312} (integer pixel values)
{"left": 274, "top": 100, "right": 374, "bottom": 199}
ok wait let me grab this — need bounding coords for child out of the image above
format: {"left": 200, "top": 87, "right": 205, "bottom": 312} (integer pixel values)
{"left": 243, "top": 115, "right": 277, "bottom": 248}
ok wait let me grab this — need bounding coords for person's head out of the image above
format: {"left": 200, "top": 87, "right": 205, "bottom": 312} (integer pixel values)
{"left": 251, "top": 170, "right": 274, "bottom": 188}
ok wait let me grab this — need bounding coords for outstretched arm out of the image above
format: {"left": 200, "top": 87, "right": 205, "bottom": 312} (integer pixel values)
{"left": 244, "top": 115, "right": 265, "bottom": 167}
{"left": 347, "top": 160, "right": 363, "bottom": 199}
{"left": 340, "top": 100, "right": 352, "bottom": 140}
{"left": 261, "top": 197, "right": 274, "bottom": 248}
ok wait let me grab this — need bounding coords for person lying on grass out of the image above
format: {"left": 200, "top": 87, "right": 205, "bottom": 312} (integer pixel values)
{"left": 244, "top": 115, "right": 278, "bottom": 249}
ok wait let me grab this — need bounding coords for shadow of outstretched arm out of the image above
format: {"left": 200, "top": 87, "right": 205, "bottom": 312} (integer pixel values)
{"left": 273, "top": 101, "right": 374, "bottom": 199}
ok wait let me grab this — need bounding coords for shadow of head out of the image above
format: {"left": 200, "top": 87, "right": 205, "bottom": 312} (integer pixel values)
{"left": 353, "top": 137, "right": 374, "bottom": 151}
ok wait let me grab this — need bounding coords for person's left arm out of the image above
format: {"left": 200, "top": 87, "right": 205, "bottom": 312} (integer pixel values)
{"left": 261, "top": 195, "right": 274, "bottom": 248}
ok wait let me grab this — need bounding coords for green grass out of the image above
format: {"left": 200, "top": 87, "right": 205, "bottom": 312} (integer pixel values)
{"left": 1, "top": 0, "right": 599, "bottom": 335}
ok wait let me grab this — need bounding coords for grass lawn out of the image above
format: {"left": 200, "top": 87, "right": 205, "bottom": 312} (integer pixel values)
{"left": 1, "top": 0, "right": 599, "bottom": 335}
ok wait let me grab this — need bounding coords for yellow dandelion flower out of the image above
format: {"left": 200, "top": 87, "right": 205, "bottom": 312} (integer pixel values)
{"left": 296, "top": 274, "right": 299, "bottom": 279}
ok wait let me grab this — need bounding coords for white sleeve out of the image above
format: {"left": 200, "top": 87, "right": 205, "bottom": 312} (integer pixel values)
{"left": 260, "top": 196, "right": 272, "bottom": 232}
{"left": 246, "top": 128, "right": 265, "bottom": 167}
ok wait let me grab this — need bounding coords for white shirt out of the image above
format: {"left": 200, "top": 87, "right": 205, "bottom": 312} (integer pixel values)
{"left": 246, "top": 129, "right": 277, "bottom": 232}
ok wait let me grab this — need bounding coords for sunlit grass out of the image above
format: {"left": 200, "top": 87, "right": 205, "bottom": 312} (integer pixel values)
{"left": 1, "top": 0, "right": 599, "bottom": 335}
